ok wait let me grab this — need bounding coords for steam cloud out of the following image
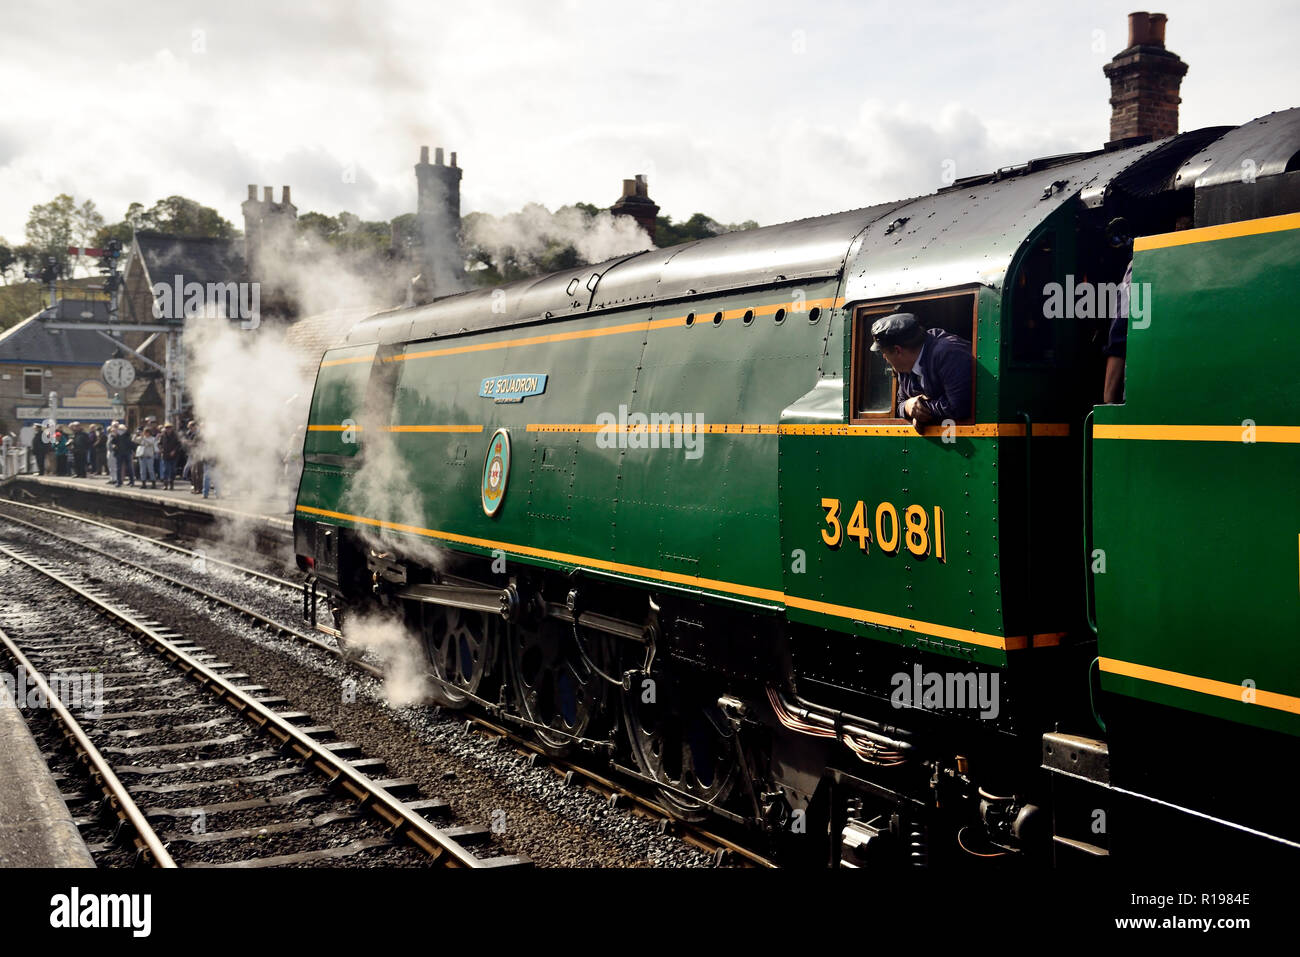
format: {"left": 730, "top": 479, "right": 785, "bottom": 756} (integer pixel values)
{"left": 338, "top": 420, "right": 446, "bottom": 570}
{"left": 465, "top": 202, "right": 654, "bottom": 273}
{"left": 341, "top": 611, "right": 429, "bottom": 707}
{"left": 184, "top": 191, "right": 653, "bottom": 566}
{"left": 182, "top": 226, "right": 412, "bottom": 521}
{"left": 184, "top": 318, "right": 313, "bottom": 514}
{"left": 261, "top": 220, "right": 422, "bottom": 317}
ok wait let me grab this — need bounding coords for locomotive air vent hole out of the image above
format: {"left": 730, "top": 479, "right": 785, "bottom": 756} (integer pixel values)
{"left": 774, "top": 308, "right": 787, "bottom": 324}
{"left": 712, "top": 311, "right": 723, "bottom": 325}
{"left": 685, "top": 313, "right": 695, "bottom": 326}
{"left": 809, "top": 306, "right": 822, "bottom": 323}
{"left": 742, "top": 310, "right": 754, "bottom": 325}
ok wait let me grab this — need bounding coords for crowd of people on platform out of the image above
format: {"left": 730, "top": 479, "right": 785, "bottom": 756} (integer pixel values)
{"left": 24, "top": 418, "right": 220, "bottom": 498}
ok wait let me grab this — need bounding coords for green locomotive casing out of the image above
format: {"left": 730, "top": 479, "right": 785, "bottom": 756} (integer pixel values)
{"left": 297, "top": 169, "right": 1136, "bottom": 675}
{"left": 1088, "top": 212, "right": 1300, "bottom": 853}
{"left": 294, "top": 108, "right": 1300, "bottom": 863}
{"left": 1094, "top": 215, "right": 1300, "bottom": 739}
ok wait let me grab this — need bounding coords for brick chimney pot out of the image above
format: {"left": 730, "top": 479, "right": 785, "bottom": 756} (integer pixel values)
{"left": 1104, "top": 11, "right": 1186, "bottom": 143}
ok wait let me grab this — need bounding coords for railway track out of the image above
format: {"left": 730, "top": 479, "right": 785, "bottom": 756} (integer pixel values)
{"left": 0, "top": 500, "right": 775, "bottom": 867}
{"left": 0, "top": 496, "right": 297, "bottom": 589}
{"left": 0, "top": 541, "right": 527, "bottom": 868}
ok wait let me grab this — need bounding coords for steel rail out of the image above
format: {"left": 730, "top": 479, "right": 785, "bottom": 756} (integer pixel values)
{"left": 0, "top": 624, "right": 178, "bottom": 868}
{"left": 2, "top": 512, "right": 773, "bottom": 867}
{"left": 0, "top": 543, "right": 517, "bottom": 869}
{"left": 0, "top": 509, "right": 342, "bottom": 660}
{"left": 0, "top": 498, "right": 297, "bottom": 591}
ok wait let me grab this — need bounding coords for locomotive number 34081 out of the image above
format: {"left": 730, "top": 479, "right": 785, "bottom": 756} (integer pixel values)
{"left": 819, "top": 498, "right": 947, "bottom": 562}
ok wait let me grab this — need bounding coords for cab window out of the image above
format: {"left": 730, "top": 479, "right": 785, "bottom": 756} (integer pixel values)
{"left": 851, "top": 289, "right": 977, "bottom": 422}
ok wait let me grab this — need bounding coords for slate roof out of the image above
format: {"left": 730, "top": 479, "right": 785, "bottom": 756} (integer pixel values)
{"left": 0, "top": 300, "right": 117, "bottom": 366}
{"left": 283, "top": 306, "right": 382, "bottom": 376}
{"left": 133, "top": 231, "right": 247, "bottom": 287}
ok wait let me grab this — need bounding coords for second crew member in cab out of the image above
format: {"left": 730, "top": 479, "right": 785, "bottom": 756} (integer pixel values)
{"left": 871, "top": 312, "right": 973, "bottom": 429}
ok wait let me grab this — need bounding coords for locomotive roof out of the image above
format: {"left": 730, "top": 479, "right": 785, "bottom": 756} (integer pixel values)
{"left": 1173, "top": 107, "right": 1300, "bottom": 189}
{"left": 339, "top": 111, "right": 1299, "bottom": 350}
{"left": 841, "top": 140, "right": 1165, "bottom": 302}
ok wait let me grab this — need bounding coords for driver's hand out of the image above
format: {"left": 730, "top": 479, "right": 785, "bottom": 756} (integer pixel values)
{"left": 902, "top": 395, "right": 932, "bottom": 427}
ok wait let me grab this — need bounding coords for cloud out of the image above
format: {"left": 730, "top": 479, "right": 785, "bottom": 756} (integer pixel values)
{"left": 0, "top": 126, "right": 16, "bottom": 170}
{"left": 1, "top": 0, "right": 1298, "bottom": 241}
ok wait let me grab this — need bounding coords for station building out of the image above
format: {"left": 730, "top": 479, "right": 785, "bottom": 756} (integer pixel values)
{"left": 0, "top": 298, "right": 120, "bottom": 444}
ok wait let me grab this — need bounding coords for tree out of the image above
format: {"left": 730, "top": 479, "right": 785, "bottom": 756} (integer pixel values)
{"left": 25, "top": 194, "right": 105, "bottom": 270}
{"left": 0, "top": 241, "right": 14, "bottom": 285}
{"left": 656, "top": 213, "right": 759, "bottom": 248}
{"left": 94, "top": 219, "right": 135, "bottom": 250}
{"left": 95, "top": 195, "right": 235, "bottom": 246}
{"left": 11, "top": 244, "right": 40, "bottom": 274}
{"left": 655, "top": 212, "right": 758, "bottom": 248}
{"left": 0, "top": 283, "right": 48, "bottom": 330}
{"left": 331, "top": 213, "right": 392, "bottom": 256}
{"left": 389, "top": 212, "right": 420, "bottom": 250}
{"left": 141, "top": 195, "right": 235, "bottom": 237}
{"left": 297, "top": 211, "right": 340, "bottom": 241}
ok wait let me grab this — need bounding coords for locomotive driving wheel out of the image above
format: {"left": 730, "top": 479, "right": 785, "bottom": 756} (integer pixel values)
{"left": 622, "top": 668, "right": 740, "bottom": 820}
{"left": 420, "top": 604, "right": 500, "bottom": 709}
{"left": 507, "top": 617, "right": 613, "bottom": 756}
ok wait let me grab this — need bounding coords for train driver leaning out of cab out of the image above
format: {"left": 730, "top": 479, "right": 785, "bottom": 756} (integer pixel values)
{"left": 871, "top": 312, "right": 973, "bottom": 429}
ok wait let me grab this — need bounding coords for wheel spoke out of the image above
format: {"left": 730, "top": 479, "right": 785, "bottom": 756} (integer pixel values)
{"left": 623, "top": 672, "right": 738, "bottom": 818}
{"left": 507, "top": 618, "right": 608, "bottom": 754}
{"left": 420, "top": 605, "right": 497, "bottom": 709}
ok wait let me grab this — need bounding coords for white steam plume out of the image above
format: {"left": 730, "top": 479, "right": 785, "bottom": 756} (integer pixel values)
{"left": 465, "top": 202, "right": 653, "bottom": 273}
{"left": 184, "top": 318, "right": 313, "bottom": 515}
{"left": 338, "top": 419, "right": 447, "bottom": 571}
{"left": 341, "top": 611, "right": 429, "bottom": 707}
{"left": 261, "top": 219, "right": 433, "bottom": 316}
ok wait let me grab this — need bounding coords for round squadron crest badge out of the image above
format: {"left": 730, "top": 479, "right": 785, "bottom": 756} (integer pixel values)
{"left": 481, "top": 428, "right": 511, "bottom": 516}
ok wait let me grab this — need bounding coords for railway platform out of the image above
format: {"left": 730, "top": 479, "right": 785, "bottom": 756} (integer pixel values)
{"left": 0, "top": 679, "right": 95, "bottom": 867}
{"left": 0, "top": 475, "right": 293, "bottom": 556}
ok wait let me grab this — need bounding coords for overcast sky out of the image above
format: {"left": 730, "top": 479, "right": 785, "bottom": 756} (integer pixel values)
{"left": 1, "top": 0, "right": 1296, "bottom": 245}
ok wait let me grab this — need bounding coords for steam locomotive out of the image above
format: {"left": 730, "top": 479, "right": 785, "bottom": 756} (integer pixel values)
{"left": 295, "top": 107, "right": 1300, "bottom": 866}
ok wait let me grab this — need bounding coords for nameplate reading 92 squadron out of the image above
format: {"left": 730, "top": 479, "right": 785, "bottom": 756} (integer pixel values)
{"left": 819, "top": 498, "right": 947, "bottom": 561}
{"left": 479, "top": 373, "right": 548, "bottom": 403}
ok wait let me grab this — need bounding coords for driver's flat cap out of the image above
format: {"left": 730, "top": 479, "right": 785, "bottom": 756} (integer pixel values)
{"left": 870, "top": 312, "right": 923, "bottom": 351}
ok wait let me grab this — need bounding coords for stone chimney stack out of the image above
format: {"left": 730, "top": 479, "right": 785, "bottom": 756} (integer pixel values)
{"left": 413, "top": 145, "right": 464, "bottom": 299}
{"left": 241, "top": 184, "right": 263, "bottom": 280}
{"left": 266, "top": 186, "right": 297, "bottom": 261}
{"left": 241, "top": 185, "right": 297, "bottom": 312}
{"left": 1103, "top": 12, "right": 1188, "bottom": 145}
{"left": 610, "top": 174, "right": 660, "bottom": 243}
